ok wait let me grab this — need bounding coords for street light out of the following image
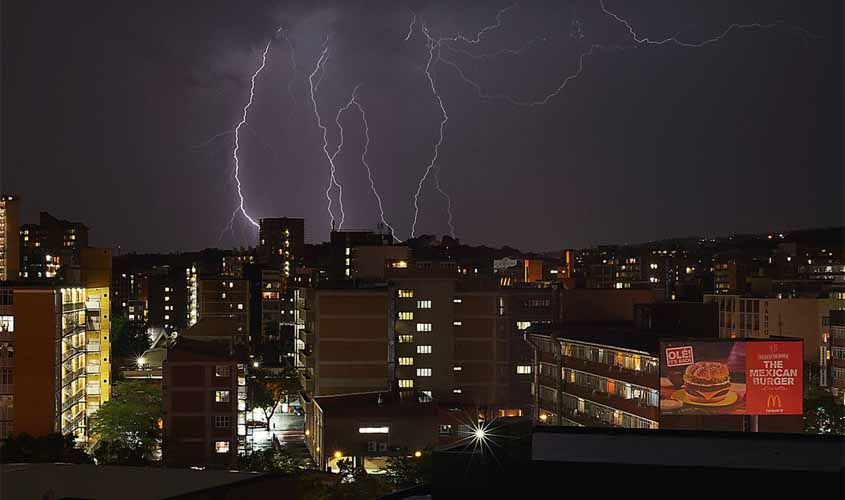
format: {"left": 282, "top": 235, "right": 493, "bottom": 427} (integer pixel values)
{"left": 334, "top": 450, "right": 343, "bottom": 459}
{"left": 414, "top": 451, "right": 422, "bottom": 458}
{"left": 136, "top": 356, "right": 146, "bottom": 368}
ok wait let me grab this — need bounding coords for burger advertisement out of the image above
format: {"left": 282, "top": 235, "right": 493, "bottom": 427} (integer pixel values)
{"left": 659, "top": 340, "right": 802, "bottom": 416}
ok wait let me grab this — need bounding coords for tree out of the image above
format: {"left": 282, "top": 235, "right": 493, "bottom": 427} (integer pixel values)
{"left": 249, "top": 366, "right": 302, "bottom": 429}
{"left": 88, "top": 381, "right": 162, "bottom": 463}
{"left": 325, "top": 459, "right": 391, "bottom": 500}
{"left": 110, "top": 314, "right": 151, "bottom": 361}
{"left": 1, "top": 433, "right": 93, "bottom": 464}
{"left": 804, "top": 384, "right": 845, "bottom": 434}
{"left": 238, "top": 447, "right": 303, "bottom": 473}
{"left": 384, "top": 449, "right": 433, "bottom": 489}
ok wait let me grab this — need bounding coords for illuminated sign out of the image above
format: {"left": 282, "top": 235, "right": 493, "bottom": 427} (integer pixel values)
{"left": 659, "top": 340, "right": 802, "bottom": 416}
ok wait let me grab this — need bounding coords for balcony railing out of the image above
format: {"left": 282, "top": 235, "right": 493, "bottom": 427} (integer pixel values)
{"left": 562, "top": 356, "right": 658, "bottom": 388}
{"left": 61, "top": 389, "right": 85, "bottom": 412}
{"left": 563, "top": 382, "right": 659, "bottom": 421}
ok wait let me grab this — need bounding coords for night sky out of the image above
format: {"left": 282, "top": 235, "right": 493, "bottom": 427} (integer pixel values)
{"left": 1, "top": 1, "right": 840, "bottom": 252}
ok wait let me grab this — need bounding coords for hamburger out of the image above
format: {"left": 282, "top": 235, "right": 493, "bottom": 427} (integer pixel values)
{"left": 682, "top": 361, "right": 731, "bottom": 403}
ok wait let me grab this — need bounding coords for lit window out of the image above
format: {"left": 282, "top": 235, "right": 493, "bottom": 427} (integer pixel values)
{"left": 164, "top": 287, "right": 170, "bottom": 292}
{"left": 399, "top": 379, "right": 414, "bottom": 388}
{"left": 453, "top": 366, "right": 462, "bottom": 371}
{"left": 358, "top": 426, "right": 389, "bottom": 434}
{"left": 398, "top": 335, "right": 414, "bottom": 343}
{"left": 398, "top": 289, "right": 414, "bottom": 298}
{"left": 345, "top": 247, "right": 351, "bottom": 256}
{"left": 215, "top": 365, "right": 231, "bottom": 377}
{"left": 214, "top": 415, "right": 231, "bottom": 428}
{"left": 416, "top": 323, "right": 432, "bottom": 332}
{"left": 215, "top": 390, "right": 231, "bottom": 403}
{"left": 516, "top": 321, "right": 531, "bottom": 330}
{"left": 417, "top": 300, "right": 432, "bottom": 309}
{"left": 516, "top": 365, "right": 532, "bottom": 374}
{"left": 215, "top": 441, "right": 230, "bottom": 453}
{"left": 439, "top": 424, "right": 452, "bottom": 435}
{"left": 452, "top": 389, "right": 462, "bottom": 394}
{"left": 416, "top": 368, "right": 432, "bottom": 377}
{"left": 0, "top": 316, "right": 14, "bottom": 333}
{"left": 164, "top": 296, "right": 170, "bottom": 302}
{"left": 417, "top": 345, "right": 432, "bottom": 354}
{"left": 164, "top": 314, "right": 170, "bottom": 320}
{"left": 222, "top": 292, "right": 227, "bottom": 299}
{"left": 399, "top": 357, "right": 414, "bottom": 366}
{"left": 398, "top": 312, "right": 414, "bottom": 320}
{"left": 453, "top": 321, "right": 462, "bottom": 326}
{"left": 453, "top": 298, "right": 462, "bottom": 304}
{"left": 237, "top": 304, "right": 244, "bottom": 310}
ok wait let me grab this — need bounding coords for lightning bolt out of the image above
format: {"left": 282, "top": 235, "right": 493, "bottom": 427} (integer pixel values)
{"left": 220, "top": 31, "right": 279, "bottom": 241}
{"left": 411, "top": 23, "right": 455, "bottom": 239}
{"left": 351, "top": 91, "right": 401, "bottom": 242}
{"left": 308, "top": 36, "right": 347, "bottom": 230}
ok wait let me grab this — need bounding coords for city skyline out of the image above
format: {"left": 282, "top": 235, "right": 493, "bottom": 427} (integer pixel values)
{"left": 2, "top": 1, "right": 840, "bottom": 252}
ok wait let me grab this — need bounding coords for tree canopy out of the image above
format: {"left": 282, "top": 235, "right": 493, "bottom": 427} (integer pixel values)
{"left": 0, "top": 433, "right": 93, "bottom": 464}
{"left": 804, "top": 384, "right": 845, "bottom": 434}
{"left": 249, "top": 365, "right": 302, "bottom": 429}
{"left": 89, "top": 381, "right": 162, "bottom": 463}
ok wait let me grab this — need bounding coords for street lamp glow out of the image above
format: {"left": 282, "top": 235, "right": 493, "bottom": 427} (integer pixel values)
{"left": 137, "top": 356, "right": 146, "bottom": 368}
{"left": 333, "top": 450, "right": 343, "bottom": 459}
{"left": 414, "top": 450, "right": 422, "bottom": 458}
{"left": 474, "top": 429, "right": 486, "bottom": 439}
{"left": 253, "top": 361, "right": 259, "bottom": 368}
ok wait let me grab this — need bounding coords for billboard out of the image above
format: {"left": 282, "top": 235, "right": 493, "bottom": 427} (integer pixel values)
{"left": 659, "top": 340, "right": 802, "bottom": 416}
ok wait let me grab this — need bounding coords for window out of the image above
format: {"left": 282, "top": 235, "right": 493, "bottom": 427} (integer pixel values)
{"left": 0, "top": 316, "right": 13, "bottom": 333}
{"left": 0, "top": 291, "right": 12, "bottom": 306}
{"left": 439, "top": 424, "right": 452, "bottom": 435}
{"left": 399, "top": 357, "right": 414, "bottom": 366}
{"left": 453, "top": 321, "right": 462, "bottom": 326}
{"left": 452, "top": 389, "right": 462, "bottom": 394}
{"left": 417, "top": 300, "right": 432, "bottom": 309}
{"left": 399, "top": 379, "right": 414, "bottom": 388}
{"left": 416, "top": 323, "right": 432, "bottom": 332}
{"left": 215, "top": 390, "right": 230, "bottom": 403}
{"left": 453, "top": 298, "right": 462, "bottom": 304}
{"left": 222, "top": 292, "right": 227, "bottom": 299}
{"left": 416, "top": 368, "right": 432, "bottom": 377}
{"left": 0, "top": 368, "right": 12, "bottom": 385}
{"left": 398, "top": 335, "right": 414, "bottom": 343}
{"left": 214, "top": 415, "right": 231, "bottom": 429}
{"left": 516, "top": 365, "right": 532, "bottom": 374}
{"left": 215, "top": 441, "right": 230, "bottom": 453}
{"left": 419, "top": 390, "right": 433, "bottom": 403}
{"left": 516, "top": 321, "right": 531, "bottom": 331}
{"left": 398, "top": 289, "right": 414, "bottom": 298}
{"left": 237, "top": 303, "right": 244, "bottom": 310}
{"left": 215, "top": 365, "right": 231, "bottom": 377}
{"left": 453, "top": 366, "right": 462, "bottom": 371}
{"left": 359, "top": 426, "right": 389, "bottom": 434}
{"left": 398, "top": 312, "right": 414, "bottom": 320}
{"left": 417, "top": 345, "right": 432, "bottom": 354}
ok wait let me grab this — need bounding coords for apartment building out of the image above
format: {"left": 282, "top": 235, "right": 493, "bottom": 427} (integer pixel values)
{"left": 0, "top": 248, "right": 111, "bottom": 442}
{"left": 162, "top": 337, "right": 248, "bottom": 467}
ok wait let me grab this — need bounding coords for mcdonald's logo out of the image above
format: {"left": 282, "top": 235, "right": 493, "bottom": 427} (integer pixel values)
{"left": 766, "top": 394, "right": 782, "bottom": 409}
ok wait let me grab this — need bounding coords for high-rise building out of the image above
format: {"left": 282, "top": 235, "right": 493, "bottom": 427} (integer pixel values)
{"left": 705, "top": 293, "right": 845, "bottom": 363}
{"left": 190, "top": 277, "right": 250, "bottom": 344}
{"left": 257, "top": 218, "right": 304, "bottom": 273}
{"left": 0, "top": 195, "right": 20, "bottom": 281}
{"left": 19, "top": 212, "right": 88, "bottom": 280}
{"left": 297, "top": 284, "right": 394, "bottom": 397}
{"left": 0, "top": 248, "right": 111, "bottom": 442}
{"left": 329, "top": 230, "right": 393, "bottom": 281}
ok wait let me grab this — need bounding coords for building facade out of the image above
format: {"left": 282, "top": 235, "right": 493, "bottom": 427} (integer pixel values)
{"left": 0, "top": 195, "right": 20, "bottom": 281}
{"left": 162, "top": 337, "right": 247, "bottom": 467}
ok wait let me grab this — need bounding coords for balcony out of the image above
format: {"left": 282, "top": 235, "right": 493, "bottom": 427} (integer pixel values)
{"left": 61, "top": 346, "right": 85, "bottom": 363}
{"left": 63, "top": 302, "right": 84, "bottom": 312}
{"left": 562, "top": 356, "right": 658, "bottom": 388}
{"left": 539, "top": 398, "right": 558, "bottom": 412}
{"left": 560, "top": 408, "right": 614, "bottom": 428}
{"left": 87, "top": 342, "right": 101, "bottom": 353}
{"left": 538, "top": 374, "right": 559, "bottom": 389}
{"left": 61, "top": 389, "right": 85, "bottom": 412}
{"left": 563, "top": 382, "right": 658, "bottom": 421}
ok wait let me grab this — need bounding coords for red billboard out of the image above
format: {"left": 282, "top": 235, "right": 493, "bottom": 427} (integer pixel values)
{"left": 659, "top": 340, "right": 802, "bottom": 416}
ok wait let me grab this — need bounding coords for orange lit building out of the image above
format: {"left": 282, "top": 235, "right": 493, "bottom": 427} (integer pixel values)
{"left": 0, "top": 247, "right": 111, "bottom": 442}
